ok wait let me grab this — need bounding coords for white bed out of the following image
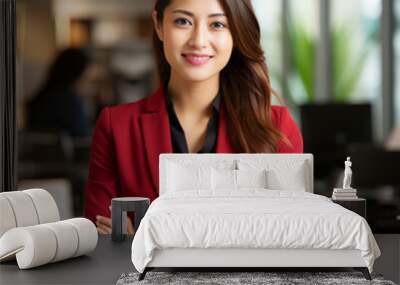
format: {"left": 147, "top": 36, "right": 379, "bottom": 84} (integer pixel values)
{"left": 131, "top": 154, "right": 380, "bottom": 280}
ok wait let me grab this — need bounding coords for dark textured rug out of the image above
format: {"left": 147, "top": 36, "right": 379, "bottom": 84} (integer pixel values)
{"left": 116, "top": 271, "right": 396, "bottom": 285}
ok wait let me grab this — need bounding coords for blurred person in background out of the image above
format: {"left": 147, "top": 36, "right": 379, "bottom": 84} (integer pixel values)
{"left": 86, "top": 0, "right": 303, "bottom": 235}
{"left": 27, "top": 48, "right": 91, "bottom": 137}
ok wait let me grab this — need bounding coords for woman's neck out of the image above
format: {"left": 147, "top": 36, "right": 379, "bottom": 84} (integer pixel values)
{"left": 167, "top": 73, "right": 219, "bottom": 117}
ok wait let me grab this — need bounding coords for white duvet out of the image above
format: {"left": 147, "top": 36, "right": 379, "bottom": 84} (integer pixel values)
{"left": 131, "top": 190, "right": 380, "bottom": 273}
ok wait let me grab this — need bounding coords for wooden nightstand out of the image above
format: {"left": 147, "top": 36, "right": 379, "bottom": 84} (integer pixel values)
{"left": 331, "top": 198, "right": 366, "bottom": 219}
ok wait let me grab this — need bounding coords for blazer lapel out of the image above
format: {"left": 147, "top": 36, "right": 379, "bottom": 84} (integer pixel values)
{"left": 139, "top": 88, "right": 172, "bottom": 195}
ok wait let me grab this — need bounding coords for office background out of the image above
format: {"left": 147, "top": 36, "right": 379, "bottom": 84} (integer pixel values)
{"left": 1, "top": 0, "right": 399, "bottom": 232}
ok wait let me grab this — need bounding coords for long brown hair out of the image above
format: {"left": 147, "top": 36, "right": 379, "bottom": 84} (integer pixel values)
{"left": 153, "top": 0, "right": 285, "bottom": 153}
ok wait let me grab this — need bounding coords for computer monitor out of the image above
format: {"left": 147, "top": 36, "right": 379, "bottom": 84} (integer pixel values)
{"left": 300, "top": 103, "right": 373, "bottom": 178}
{"left": 349, "top": 145, "right": 400, "bottom": 188}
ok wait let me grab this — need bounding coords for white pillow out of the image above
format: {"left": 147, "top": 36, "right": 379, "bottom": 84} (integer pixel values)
{"left": 236, "top": 169, "right": 267, "bottom": 188}
{"left": 212, "top": 168, "right": 237, "bottom": 190}
{"left": 167, "top": 162, "right": 212, "bottom": 191}
{"left": 212, "top": 168, "right": 268, "bottom": 190}
{"left": 266, "top": 167, "right": 306, "bottom": 191}
{"left": 237, "top": 159, "right": 308, "bottom": 191}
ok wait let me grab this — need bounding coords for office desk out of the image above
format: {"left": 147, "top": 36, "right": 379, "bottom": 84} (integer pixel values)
{"left": 0, "top": 235, "right": 134, "bottom": 285}
{"left": 1, "top": 234, "right": 399, "bottom": 284}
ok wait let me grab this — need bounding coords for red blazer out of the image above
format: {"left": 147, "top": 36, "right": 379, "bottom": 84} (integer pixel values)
{"left": 84, "top": 87, "right": 303, "bottom": 222}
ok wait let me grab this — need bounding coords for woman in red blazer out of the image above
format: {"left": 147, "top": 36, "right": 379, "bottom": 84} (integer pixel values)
{"left": 85, "top": 0, "right": 303, "bottom": 234}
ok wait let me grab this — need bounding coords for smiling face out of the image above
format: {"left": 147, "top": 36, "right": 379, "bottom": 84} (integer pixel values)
{"left": 153, "top": 0, "right": 234, "bottom": 83}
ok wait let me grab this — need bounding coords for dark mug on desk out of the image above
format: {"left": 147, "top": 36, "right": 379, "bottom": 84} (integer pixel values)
{"left": 111, "top": 197, "right": 150, "bottom": 242}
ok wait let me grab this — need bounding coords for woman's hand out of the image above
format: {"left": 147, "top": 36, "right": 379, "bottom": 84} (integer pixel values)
{"left": 95, "top": 215, "right": 112, "bottom": 234}
{"left": 95, "top": 215, "right": 135, "bottom": 235}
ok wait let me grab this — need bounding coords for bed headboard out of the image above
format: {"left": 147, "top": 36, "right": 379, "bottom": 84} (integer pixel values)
{"left": 159, "top": 153, "right": 314, "bottom": 195}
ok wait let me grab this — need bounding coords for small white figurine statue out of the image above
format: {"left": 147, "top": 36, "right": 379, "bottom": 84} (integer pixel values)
{"left": 342, "top": 157, "right": 353, "bottom": 189}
